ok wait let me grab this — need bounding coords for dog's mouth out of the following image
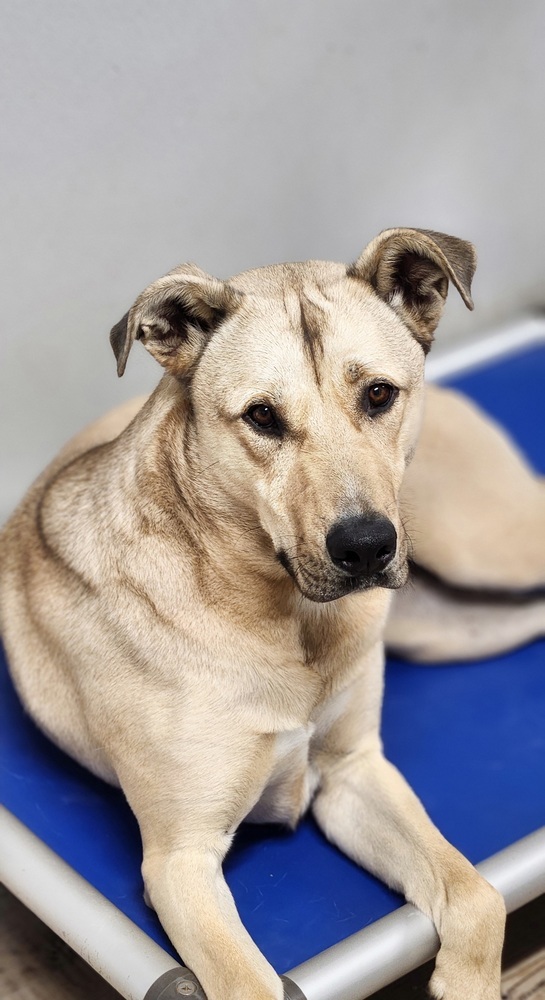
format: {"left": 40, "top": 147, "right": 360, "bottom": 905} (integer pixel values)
{"left": 276, "top": 549, "right": 408, "bottom": 603}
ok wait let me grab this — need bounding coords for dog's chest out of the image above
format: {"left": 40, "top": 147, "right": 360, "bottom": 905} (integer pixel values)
{"left": 245, "top": 724, "right": 319, "bottom": 827}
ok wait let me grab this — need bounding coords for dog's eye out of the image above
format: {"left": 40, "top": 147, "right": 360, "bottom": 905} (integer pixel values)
{"left": 365, "top": 382, "right": 397, "bottom": 414}
{"left": 245, "top": 404, "right": 281, "bottom": 434}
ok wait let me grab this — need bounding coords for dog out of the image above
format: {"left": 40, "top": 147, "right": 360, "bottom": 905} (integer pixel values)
{"left": 2, "top": 228, "right": 545, "bottom": 1000}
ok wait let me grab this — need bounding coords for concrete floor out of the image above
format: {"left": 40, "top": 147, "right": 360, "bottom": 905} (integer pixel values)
{"left": 0, "top": 885, "right": 544, "bottom": 1000}
{"left": 0, "top": 886, "right": 118, "bottom": 1000}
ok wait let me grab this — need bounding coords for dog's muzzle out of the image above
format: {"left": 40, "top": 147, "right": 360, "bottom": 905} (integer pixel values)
{"left": 277, "top": 513, "right": 403, "bottom": 603}
{"left": 326, "top": 514, "right": 397, "bottom": 578}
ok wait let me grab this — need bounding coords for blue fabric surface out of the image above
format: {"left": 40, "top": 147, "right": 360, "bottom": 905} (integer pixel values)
{"left": 1, "top": 344, "right": 544, "bottom": 973}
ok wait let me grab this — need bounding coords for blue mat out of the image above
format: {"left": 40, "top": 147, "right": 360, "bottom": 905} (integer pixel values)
{"left": 1, "top": 344, "right": 544, "bottom": 974}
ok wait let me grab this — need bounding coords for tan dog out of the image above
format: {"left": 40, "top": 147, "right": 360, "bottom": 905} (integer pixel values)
{"left": 1, "top": 229, "right": 545, "bottom": 1000}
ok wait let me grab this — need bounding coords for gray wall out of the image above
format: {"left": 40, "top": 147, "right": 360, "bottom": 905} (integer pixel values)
{"left": 2, "top": 0, "right": 545, "bottom": 522}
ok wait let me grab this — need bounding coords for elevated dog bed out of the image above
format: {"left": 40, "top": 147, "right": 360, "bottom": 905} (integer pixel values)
{"left": 1, "top": 322, "right": 545, "bottom": 1000}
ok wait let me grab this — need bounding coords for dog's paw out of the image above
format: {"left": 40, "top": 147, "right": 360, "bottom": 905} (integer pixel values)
{"left": 427, "top": 874, "right": 504, "bottom": 1000}
{"left": 428, "top": 969, "right": 446, "bottom": 999}
{"left": 428, "top": 961, "right": 501, "bottom": 1000}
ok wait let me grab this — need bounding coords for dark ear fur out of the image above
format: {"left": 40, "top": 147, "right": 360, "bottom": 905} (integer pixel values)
{"left": 109, "top": 312, "right": 132, "bottom": 375}
{"left": 109, "top": 264, "right": 243, "bottom": 377}
{"left": 348, "top": 228, "right": 477, "bottom": 352}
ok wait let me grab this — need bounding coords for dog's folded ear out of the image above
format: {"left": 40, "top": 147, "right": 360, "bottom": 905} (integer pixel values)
{"left": 348, "top": 228, "right": 477, "bottom": 352}
{"left": 109, "top": 264, "right": 244, "bottom": 377}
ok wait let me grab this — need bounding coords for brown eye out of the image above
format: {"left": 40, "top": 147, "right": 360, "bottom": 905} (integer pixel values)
{"left": 366, "top": 382, "right": 396, "bottom": 412}
{"left": 245, "top": 404, "right": 281, "bottom": 434}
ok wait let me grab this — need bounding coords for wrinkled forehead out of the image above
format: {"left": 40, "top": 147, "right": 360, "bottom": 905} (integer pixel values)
{"left": 201, "top": 260, "right": 425, "bottom": 395}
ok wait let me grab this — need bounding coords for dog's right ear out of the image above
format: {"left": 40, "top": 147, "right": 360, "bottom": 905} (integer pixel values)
{"left": 109, "top": 264, "right": 244, "bottom": 377}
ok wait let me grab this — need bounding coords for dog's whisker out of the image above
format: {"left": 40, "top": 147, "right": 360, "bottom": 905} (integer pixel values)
{"left": 193, "top": 459, "right": 221, "bottom": 477}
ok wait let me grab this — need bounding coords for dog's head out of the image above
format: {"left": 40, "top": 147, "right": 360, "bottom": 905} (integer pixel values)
{"left": 110, "top": 228, "right": 475, "bottom": 602}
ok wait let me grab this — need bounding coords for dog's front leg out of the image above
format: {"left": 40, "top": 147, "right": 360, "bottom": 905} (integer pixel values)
{"left": 142, "top": 839, "right": 282, "bottom": 1000}
{"left": 313, "top": 730, "right": 505, "bottom": 998}
{"left": 114, "top": 725, "right": 283, "bottom": 1000}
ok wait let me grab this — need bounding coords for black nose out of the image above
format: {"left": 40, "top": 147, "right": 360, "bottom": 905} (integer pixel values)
{"left": 326, "top": 514, "right": 397, "bottom": 577}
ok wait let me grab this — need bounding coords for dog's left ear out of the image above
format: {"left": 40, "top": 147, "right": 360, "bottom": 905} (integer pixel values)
{"left": 348, "top": 228, "right": 476, "bottom": 352}
{"left": 109, "top": 263, "right": 244, "bottom": 377}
